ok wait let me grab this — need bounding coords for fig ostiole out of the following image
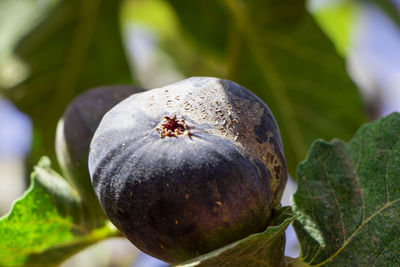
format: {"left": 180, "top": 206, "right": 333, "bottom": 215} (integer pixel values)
{"left": 55, "top": 85, "right": 146, "bottom": 228}
{"left": 89, "top": 77, "right": 287, "bottom": 263}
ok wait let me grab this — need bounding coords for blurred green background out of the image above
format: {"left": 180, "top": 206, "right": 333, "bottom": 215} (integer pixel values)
{"left": 0, "top": 0, "right": 399, "bottom": 266}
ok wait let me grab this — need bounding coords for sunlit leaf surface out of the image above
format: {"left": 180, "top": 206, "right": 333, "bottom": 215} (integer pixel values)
{"left": 0, "top": 157, "right": 119, "bottom": 266}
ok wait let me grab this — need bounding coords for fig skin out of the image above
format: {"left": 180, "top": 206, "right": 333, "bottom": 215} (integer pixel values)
{"left": 55, "top": 85, "right": 146, "bottom": 227}
{"left": 89, "top": 77, "right": 287, "bottom": 263}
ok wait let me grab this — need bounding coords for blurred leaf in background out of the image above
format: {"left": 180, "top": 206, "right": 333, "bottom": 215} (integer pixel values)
{"left": 127, "top": 0, "right": 366, "bottom": 175}
{"left": 2, "top": 0, "right": 133, "bottom": 167}
{"left": 121, "top": 0, "right": 218, "bottom": 88}
{"left": 310, "top": 0, "right": 400, "bottom": 119}
{"left": 309, "top": 0, "right": 400, "bottom": 57}
{"left": 0, "top": 0, "right": 58, "bottom": 89}
{"left": 308, "top": 0, "right": 359, "bottom": 56}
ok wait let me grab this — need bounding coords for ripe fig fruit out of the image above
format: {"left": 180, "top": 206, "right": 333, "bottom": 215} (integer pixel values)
{"left": 56, "top": 85, "right": 146, "bottom": 227}
{"left": 89, "top": 77, "right": 287, "bottom": 263}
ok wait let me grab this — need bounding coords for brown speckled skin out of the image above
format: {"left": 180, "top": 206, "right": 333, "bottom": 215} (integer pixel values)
{"left": 89, "top": 77, "right": 287, "bottom": 263}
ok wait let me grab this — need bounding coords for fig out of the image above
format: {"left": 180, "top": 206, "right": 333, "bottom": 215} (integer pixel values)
{"left": 55, "top": 85, "right": 146, "bottom": 227}
{"left": 89, "top": 77, "right": 287, "bottom": 263}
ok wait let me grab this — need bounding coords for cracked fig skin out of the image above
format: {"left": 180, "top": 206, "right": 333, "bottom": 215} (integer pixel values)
{"left": 89, "top": 77, "right": 287, "bottom": 264}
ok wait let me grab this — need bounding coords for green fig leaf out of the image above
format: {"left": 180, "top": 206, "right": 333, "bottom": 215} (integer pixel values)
{"left": 175, "top": 207, "right": 295, "bottom": 267}
{"left": 0, "top": 157, "right": 119, "bottom": 266}
{"left": 293, "top": 112, "right": 400, "bottom": 266}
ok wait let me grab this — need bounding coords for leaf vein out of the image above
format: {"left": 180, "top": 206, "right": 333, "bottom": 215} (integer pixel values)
{"left": 313, "top": 198, "right": 400, "bottom": 266}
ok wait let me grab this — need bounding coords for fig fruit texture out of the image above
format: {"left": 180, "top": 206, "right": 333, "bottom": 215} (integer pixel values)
{"left": 89, "top": 77, "right": 287, "bottom": 263}
{"left": 56, "top": 85, "right": 145, "bottom": 227}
